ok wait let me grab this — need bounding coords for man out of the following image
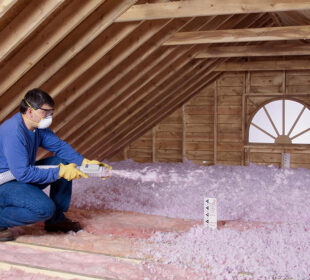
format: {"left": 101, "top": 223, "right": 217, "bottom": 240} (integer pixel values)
{"left": 0, "top": 88, "right": 111, "bottom": 241}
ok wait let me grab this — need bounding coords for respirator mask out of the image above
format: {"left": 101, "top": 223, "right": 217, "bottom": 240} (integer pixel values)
{"left": 24, "top": 99, "right": 53, "bottom": 129}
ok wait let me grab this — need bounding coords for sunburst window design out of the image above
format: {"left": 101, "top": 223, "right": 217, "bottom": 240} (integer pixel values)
{"left": 249, "top": 100, "right": 310, "bottom": 144}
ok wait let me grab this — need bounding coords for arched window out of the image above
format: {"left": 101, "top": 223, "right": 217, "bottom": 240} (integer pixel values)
{"left": 249, "top": 99, "right": 310, "bottom": 144}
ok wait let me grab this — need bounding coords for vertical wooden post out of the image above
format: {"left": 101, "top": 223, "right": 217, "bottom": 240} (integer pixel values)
{"left": 282, "top": 70, "right": 287, "bottom": 135}
{"left": 241, "top": 72, "right": 246, "bottom": 165}
{"left": 246, "top": 147, "right": 250, "bottom": 166}
{"left": 214, "top": 81, "right": 218, "bottom": 165}
{"left": 242, "top": 71, "right": 251, "bottom": 166}
{"left": 282, "top": 70, "right": 286, "bottom": 164}
{"left": 182, "top": 104, "right": 186, "bottom": 163}
{"left": 282, "top": 70, "right": 286, "bottom": 94}
{"left": 152, "top": 126, "right": 156, "bottom": 162}
{"left": 123, "top": 146, "right": 128, "bottom": 160}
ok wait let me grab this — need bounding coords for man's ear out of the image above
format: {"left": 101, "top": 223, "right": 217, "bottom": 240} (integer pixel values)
{"left": 26, "top": 107, "right": 32, "bottom": 116}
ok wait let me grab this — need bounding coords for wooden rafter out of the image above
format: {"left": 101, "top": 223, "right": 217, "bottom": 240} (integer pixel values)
{"left": 0, "top": 0, "right": 18, "bottom": 18}
{"left": 116, "top": 0, "right": 310, "bottom": 22}
{"left": 51, "top": 19, "right": 185, "bottom": 137}
{"left": 37, "top": 17, "right": 194, "bottom": 159}
{"left": 47, "top": 14, "right": 240, "bottom": 158}
{"left": 0, "top": 0, "right": 138, "bottom": 123}
{"left": 0, "top": 0, "right": 108, "bottom": 122}
{"left": 0, "top": 0, "right": 65, "bottom": 64}
{"left": 92, "top": 15, "right": 272, "bottom": 158}
{"left": 214, "top": 59, "right": 310, "bottom": 71}
{"left": 164, "top": 25, "right": 310, "bottom": 46}
{"left": 71, "top": 14, "right": 248, "bottom": 157}
{"left": 100, "top": 68, "right": 223, "bottom": 160}
{"left": 196, "top": 43, "right": 310, "bottom": 59}
{"left": 75, "top": 14, "right": 270, "bottom": 158}
{"left": 94, "top": 59, "right": 221, "bottom": 158}
{"left": 51, "top": 19, "right": 176, "bottom": 133}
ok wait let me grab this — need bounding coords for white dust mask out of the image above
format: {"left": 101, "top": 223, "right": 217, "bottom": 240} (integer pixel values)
{"left": 37, "top": 115, "right": 53, "bottom": 129}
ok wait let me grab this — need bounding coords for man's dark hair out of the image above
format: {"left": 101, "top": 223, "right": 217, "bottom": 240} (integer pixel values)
{"left": 20, "top": 88, "right": 54, "bottom": 114}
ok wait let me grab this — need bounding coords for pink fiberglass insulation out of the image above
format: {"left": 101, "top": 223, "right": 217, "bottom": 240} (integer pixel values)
{"left": 72, "top": 160, "right": 310, "bottom": 223}
{"left": 70, "top": 160, "right": 310, "bottom": 279}
{"left": 0, "top": 268, "right": 80, "bottom": 280}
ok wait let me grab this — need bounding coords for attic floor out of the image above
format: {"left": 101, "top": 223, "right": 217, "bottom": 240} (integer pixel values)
{"left": 0, "top": 208, "right": 269, "bottom": 280}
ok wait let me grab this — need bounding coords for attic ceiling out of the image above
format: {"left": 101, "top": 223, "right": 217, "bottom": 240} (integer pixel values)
{"left": 1, "top": 0, "right": 310, "bottom": 160}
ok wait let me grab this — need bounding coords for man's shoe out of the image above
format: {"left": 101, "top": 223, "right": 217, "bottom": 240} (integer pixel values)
{"left": 44, "top": 218, "right": 82, "bottom": 233}
{"left": 0, "top": 228, "right": 14, "bottom": 242}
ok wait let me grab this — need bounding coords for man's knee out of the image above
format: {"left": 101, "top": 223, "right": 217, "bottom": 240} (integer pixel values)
{"left": 37, "top": 200, "right": 56, "bottom": 220}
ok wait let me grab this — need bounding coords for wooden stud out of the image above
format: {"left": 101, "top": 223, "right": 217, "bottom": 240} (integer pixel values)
{"left": 214, "top": 80, "right": 218, "bottom": 164}
{"left": 241, "top": 73, "right": 247, "bottom": 165}
{"left": 152, "top": 126, "right": 156, "bottom": 162}
{"left": 182, "top": 105, "right": 186, "bottom": 163}
{"left": 123, "top": 146, "right": 128, "bottom": 160}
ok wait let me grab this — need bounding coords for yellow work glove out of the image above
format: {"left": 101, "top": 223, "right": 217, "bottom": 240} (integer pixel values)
{"left": 82, "top": 158, "right": 112, "bottom": 180}
{"left": 59, "top": 163, "right": 88, "bottom": 181}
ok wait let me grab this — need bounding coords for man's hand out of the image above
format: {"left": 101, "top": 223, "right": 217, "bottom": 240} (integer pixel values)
{"left": 82, "top": 158, "right": 112, "bottom": 180}
{"left": 59, "top": 163, "right": 88, "bottom": 181}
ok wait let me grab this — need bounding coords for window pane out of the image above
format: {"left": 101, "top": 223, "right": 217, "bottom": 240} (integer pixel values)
{"left": 249, "top": 124, "right": 274, "bottom": 143}
{"left": 249, "top": 99, "right": 310, "bottom": 144}
{"left": 251, "top": 108, "right": 277, "bottom": 137}
{"left": 290, "top": 109, "right": 310, "bottom": 138}
{"left": 292, "top": 131, "right": 310, "bottom": 144}
{"left": 285, "top": 100, "right": 304, "bottom": 135}
{"left": 265, "top": 100, "right": 282, "bottom": 134}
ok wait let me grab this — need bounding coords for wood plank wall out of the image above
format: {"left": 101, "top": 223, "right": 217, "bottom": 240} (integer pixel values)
{"left": 109, "top": 70, "right": 310, "bottom": 169}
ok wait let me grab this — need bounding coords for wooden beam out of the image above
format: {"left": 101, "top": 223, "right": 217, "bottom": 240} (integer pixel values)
{"left": 101, "top": 71, "right": 222, "bottom": 160}
{"left": 164, "top": 25, "right": 310, "bottom": 46}
{"left": 215, "top": 59, "right": 310, "bottom": 71}
{"left": 0, "top": 0, "right": 65, "bottom": 64}
{"left": 198, "top": 43, "right": 310, "bottom": 59}
{"left": 79, "top": 14, "right": 269, "bottom": 158}
{"left": 116, "top": 0, "right": 310, "bottom": 22}
{"left": 98, "top": 24, "right": 272, "bottom": 158}
{"left": 51, "top": 19, "right": 181, "bottom": 137}
{"left": 97, "top": 59, "right": 221, "bottom": 159}
{"left": 0, "top": 0, "right": 107, "bottom": 122}
{"left": 0, "top": 0, "right": 19, "bottom": 18}
{"left": 1, "top": 0, "right": 139, "bottom": 123}
{"left": 55, "top": 15, "right": 227, "bottom": 157}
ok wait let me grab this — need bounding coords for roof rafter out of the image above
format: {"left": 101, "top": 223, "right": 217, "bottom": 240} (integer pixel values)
{"left": 116, "top": 0, "right": 310, "bottom": 22}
